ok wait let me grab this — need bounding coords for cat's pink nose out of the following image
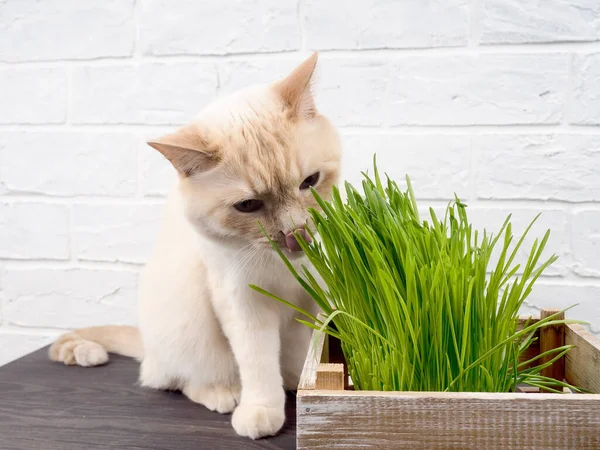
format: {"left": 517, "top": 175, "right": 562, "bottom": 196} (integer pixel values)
{"left": 285, "top": 227, "right": 312, "bottom": 252}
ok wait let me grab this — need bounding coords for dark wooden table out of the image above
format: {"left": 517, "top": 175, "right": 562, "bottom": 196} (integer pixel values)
{"left": 0, "top": 348, "right": 296, "bottom": 450}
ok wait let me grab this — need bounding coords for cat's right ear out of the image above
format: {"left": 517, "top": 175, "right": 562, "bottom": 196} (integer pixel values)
{"left": 276, "top": 52, "right": 319, "bottom": 120}
{"left": 147, "top": 126, "right": 219, "bottom": 177}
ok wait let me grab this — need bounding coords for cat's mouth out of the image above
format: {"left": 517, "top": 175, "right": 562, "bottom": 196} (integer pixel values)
{"left": 283, "top": 228, "right": 312, "bottom": 252}
{"left": 269, "top": 228, "right": 312, "bottom": 256}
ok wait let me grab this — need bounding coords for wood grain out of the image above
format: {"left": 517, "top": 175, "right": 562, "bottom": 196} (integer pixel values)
{"left": 518, "top": 316, "right": 541, "bottom": 370}
{"left": 298, "top": 327, "right": 326, "bottom": 391}
{"left": 298, "top": 319, "right": 600, "bottom": 449}
{"left": 297, "top": 391, "right": 600, "bottom": 450}
{"left": 0, "top": 348, "right": 296, "bottom": 450}
{"left": 565, "top": 323, "right": 600, "bottom": 394}
{"left": 540, "top": 309, "right": 565, "bottom": 383}
{"left": 315, "top": 363, "right": 344, "bottom": 390}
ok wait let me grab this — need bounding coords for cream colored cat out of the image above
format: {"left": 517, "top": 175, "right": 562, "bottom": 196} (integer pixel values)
{"left": 48, "top": 53, "right": 341, "bottom": 439}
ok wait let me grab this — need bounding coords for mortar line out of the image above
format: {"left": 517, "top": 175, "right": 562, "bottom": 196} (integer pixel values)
{"left": 1, "top": 259, "right": 144, "bottom": 271}
{"left": 2, "top": 192, "right": 599, "bottom": 210}
{"left": 5, "top": 124, "right": 600, "bottom": 133}
{"left": 0, "top": 325, "right": 66, "bottom": 336}
{"left": 2, "top": 41, "right": 600, "bottom": 68}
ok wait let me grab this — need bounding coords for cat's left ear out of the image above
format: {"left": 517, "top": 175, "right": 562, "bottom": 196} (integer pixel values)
{"left": 147, "top": 125, "right": 219, "bottom": 177}
{"left": 275, "top": 52, "right": 318, "bottom": 120}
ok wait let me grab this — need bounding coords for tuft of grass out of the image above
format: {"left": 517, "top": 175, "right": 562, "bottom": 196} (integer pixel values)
{"left": 252, "top": 158, "right": 584, "bottom": 393}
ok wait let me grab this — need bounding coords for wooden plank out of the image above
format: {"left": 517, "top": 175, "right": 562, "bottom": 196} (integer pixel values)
{"left": 518, "top": 316, "right": 541, "bottom": 369}
{"left": 565, "top": 324, "right": 600, "bottom": 394}
{"left": 298, "top": 315, "right": 600, "bottom": 448}
{"left": 516, "top": 385, "right": 540, "bottom": 393}
{"left": 519, "top": 339, "right": 540, "bottom": 370}
{"left": 298, "top": 328, "right": 326, "bottom": 390}
{"left": 315, "top": 363, "right": 345, "bottom": 390}
{"left": 297, "top": 391, "right": 600, "bottom": 449}
{"left": 518, "top": 316, "right": 540, "bottom": 328}
{"left": 540, "top": 309, "right": 565, "bottom": 383}
{"left": 1, "top": 349, "right": 296, "bottom": 450}
{"left": 298, "top": 389, "right": 599, "bottom": 400}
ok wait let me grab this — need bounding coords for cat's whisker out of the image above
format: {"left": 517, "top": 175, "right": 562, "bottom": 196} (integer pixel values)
{"left": 229, "top": 242, "right": 265, "bottom": 280}
{"left": 228, "top": 244, "right": 256, "bottom": 278}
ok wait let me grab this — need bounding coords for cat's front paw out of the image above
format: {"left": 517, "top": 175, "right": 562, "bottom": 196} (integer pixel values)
{"left": 231, "top": 403, "right": 285, "bottom": 439}
{"left": 183, "top": 384, "right": 241, "bottom": 414}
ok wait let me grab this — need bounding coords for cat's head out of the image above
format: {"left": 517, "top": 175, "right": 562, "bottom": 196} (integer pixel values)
{"left": 148, "top": 53, "right": 341, "bottom": 256}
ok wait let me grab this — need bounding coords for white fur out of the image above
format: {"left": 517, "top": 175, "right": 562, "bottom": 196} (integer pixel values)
{"left": 49, "top": 53, "right": 337, "bottom": 440}
{"left": 136, "top": 188, "right": 318, "bottom": 437}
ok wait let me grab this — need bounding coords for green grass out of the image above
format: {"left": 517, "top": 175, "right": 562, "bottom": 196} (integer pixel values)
{"left": 252, "top": 159, "right": 583, "bottom": 393}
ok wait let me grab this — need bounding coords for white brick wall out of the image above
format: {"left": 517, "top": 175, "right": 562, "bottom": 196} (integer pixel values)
{"left": 0, "top": 0, "right": 599, "bottom": 366}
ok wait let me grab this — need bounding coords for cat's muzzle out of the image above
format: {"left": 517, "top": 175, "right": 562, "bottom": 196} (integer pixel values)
{"left": 284, "top": 227, "right": 312, "bottom": 252}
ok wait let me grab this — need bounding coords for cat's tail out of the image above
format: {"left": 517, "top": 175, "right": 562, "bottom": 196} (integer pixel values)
{"left": 48, "top": 325, "right": 143, "bottom": 367}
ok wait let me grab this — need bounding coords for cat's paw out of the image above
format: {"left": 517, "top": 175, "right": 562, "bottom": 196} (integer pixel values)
{"left": 231, "top": 403, "right": 285, "bottom": 439}
{"left": 48, "top": 333, "right": 109, "bottom": 367}
{"left": 184, "top": 384, "right": 241, "bottom": 414}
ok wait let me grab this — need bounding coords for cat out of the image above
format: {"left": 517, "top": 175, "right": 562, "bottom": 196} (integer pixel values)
{"left": 48, "top": 52, "right": 342, "bottom": 439}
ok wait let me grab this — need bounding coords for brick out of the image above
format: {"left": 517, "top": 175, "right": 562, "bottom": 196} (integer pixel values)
{"left": 0, "top": 68, "right": 66, "bottom": 124}
{"left": 3, "top": 268, "right": 138, "bottom": 328}
{"left": 305, "top": 0, "right": 468, "bottom": 50}
{"left": 0, "top": 132, "right": 137, "bottom": 196}
{"left": 137, "top": 128, "right": 177, "bottom": 197}
{"left": 0, "top": 331, "right": 58, "bottom": 367}
{"left": 72, "top": 203, "right": 163, "bottom": 264}
{"left": 0, "top": 203, "right": 69, "bottom": 260}
{"left": 467, "top": 207, "right": 569, "bottom": 276}
{"left": 480, "top": 0, "right": 600, "bottom": 44}
{"left": 71, "top": 63, "right": 218, "bottom": 125}
{"left": 139, "top": 146, "right": 176, "bottom": 197}
{"left": 318, "top": 58, "right": 389, "bottom": 127}
{"left": 341, "top": 133, "right": 470, "bottom": 200}
{"left": 217, "top": 59, "right": 297, "bottom": 95}
{"left": 572, "top": 209, "right": 600, "bottom": 276}
{"left": 218, "top": 57, "right": 389, "bottom": 126}
{"left": 387, "top": 54, "right": 568, "bottom": 125}
{"left": 0, "top": 0, "right": 134, "bottom": 62}
{"left": 572, "top": 52, "right": 600, "bottom": 125}
{"left": 474, "top": 134, "right": 600, "bottom": 201}
{"left": 524, "top": 283, "right": 600, "bottom": 334}
{"left": 140, "top": 0, "right": 298, "bottom": 56}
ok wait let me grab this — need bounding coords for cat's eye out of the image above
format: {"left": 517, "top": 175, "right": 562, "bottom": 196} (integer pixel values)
{"left": 300, "top": 172, "right": 320, "bottom": 190}
{"left": 233, "top": 199, "right": 264, "bottom": 213}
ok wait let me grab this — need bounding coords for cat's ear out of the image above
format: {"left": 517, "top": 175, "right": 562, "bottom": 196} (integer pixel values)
{"left": 147, "top": 126, "right": 219, "bottom": 177}
{"left": 275, "top": 52, "right": 318, "bottom": 120}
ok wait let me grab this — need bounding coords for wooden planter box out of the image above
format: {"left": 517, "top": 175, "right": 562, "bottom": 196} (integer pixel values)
{"left": 297, "top": 310, "right": 600, "bottom": 449}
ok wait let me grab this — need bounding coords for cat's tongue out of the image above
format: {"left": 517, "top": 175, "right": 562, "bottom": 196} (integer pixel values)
{"left": 285, "top": 228, "right": 312, "bottom": 252}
